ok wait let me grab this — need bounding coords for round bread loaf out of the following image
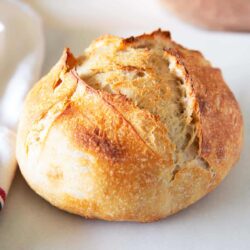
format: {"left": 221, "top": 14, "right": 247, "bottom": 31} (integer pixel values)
{"left": 16, "top": 30, "right": 243, "bottom": 222}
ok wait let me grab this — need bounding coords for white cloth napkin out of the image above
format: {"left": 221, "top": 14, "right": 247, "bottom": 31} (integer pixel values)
{"left": 0, "top": 0, "right": 44, "bottom": 210}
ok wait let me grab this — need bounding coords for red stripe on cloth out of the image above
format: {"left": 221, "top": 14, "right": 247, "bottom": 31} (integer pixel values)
{"left": 0, "top": 187, "right": 6, "bottom": 202}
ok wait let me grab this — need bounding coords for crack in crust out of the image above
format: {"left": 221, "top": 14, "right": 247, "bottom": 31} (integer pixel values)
{"left": 24, "top": 49, "right": 78, "bottom": 163}
{"left": 76, "top": 30, "right": 213, "bottom": 183}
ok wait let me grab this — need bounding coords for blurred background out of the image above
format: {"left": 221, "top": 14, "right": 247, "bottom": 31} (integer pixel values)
{"left": 20, "top": 0, "right": 250, "bottom": 78}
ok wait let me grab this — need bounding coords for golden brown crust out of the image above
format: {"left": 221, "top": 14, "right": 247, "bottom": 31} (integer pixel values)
{"left": 16, "top": 30, "right": 243, "bottom": 222}
{"left": 124, "top": 29, "right": 243, "bottom": 186}
{"left": 163, "top": 46, "right": 243, "bottom": 186}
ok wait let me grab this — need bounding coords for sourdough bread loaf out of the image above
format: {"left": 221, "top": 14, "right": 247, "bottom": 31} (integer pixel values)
{"left": 16, "top": 30, "right": 243, "bottom": 222}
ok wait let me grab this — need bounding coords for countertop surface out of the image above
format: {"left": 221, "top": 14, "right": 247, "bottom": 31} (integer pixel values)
{"left": 0, "top": 0, "right": 250, "bottom": 249}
